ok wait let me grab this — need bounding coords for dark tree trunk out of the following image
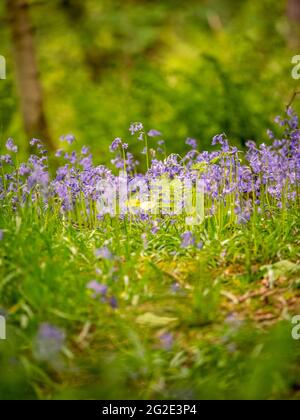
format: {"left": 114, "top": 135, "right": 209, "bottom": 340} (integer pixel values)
{"left": 287, "top": 0, "right": 300, "bottom": 22}
{"left": 287, "top": 0, "right": 300, "bottom": 47}
{"left": 6, "top": 0, "right": 55, "bottom": 150}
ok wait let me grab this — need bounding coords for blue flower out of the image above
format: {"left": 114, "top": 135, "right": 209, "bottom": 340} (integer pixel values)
{"left": 60, "top": 134, "right": 75, "bottom": 144}
{"left": 81, "top": 146, "right": 90, "bottom": 155}
{"left": 158, "top": 332, "right": 174, "bottom": 350}
{"left": 109, "top": 296, "right": 118, "bottom": 309}
{"left": 110, "top": 137, "right": 122, "bottom": 152}
{"left": 181, "top": 231, "right": 195, "bottom": 248}
{"left": 196, "top": 241, "right": 204, "bottom": 250}
{"left": 6, "top": 138, "right": 18, "bottom": 153}
{"left": 129, "top": 122, "right": 143, "bottom": 135}
{"left": 148, "top": 129, "right": 162, "bottom": 137}
{"left": 87, "top": 280, "right": 108, "bottom": 298}
{"left": 186, "top": 138, "right": 198, "bottom": 149}
{"left": 94, "top": 246, "right": 113, "bottom": 260}
{"left": 34, "top": 323, "right": 66, "bottom": 362}
{"left": 30, "top": 138, "right": 41, "bottom": 147}
{"left": 212, "top": 133, "right": 226, "bottom": 146}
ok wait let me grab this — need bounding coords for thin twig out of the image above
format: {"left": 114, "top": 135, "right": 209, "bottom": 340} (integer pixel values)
{"left": 286, "top": 90, "right": 300, "bottom": 110}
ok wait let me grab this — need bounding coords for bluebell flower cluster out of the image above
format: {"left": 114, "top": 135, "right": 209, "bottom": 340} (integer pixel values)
{"left": 0, "top": 109, "right": 299, "bottom": 226}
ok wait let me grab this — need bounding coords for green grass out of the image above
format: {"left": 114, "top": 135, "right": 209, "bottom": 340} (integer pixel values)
{"left": 0, "top": 200, "right": 300, "bottom": 400}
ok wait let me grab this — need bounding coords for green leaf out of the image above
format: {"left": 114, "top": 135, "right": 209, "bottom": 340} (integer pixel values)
{"left": 136, "top": 312, "right": 177, "bottom": 327}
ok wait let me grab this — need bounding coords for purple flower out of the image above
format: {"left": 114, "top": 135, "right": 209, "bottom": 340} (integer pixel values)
{"left": 109, "top": 296, "right": 118, "bottom": 309}
{"left": 148, "top": 129, "right": 162, "bottom": 137}
{"left": 27, "top": 166, "right": 49, "bottom": 189}
{"left": 80, "top": 155, "right": 93, "bottom": 170}
{"left": 55, "top": 149, "right": 64, "bottom": 158}
{"left": 186, "top": 138, "right": 198, "bottom": 149}
{"left": 6, "top": 138, "right": 18, "bottom": 153}
{"left": 212, "top": 133, "right": 226, "bottom": 146}
{"left": 196, "top": 241, "right": 204, "bottom": 250}
{"left": 94, "top": 246, "right": 113, "bottom": 260}
{"left": 19, "top": 164, "right": 30, "bottom": 176}
{"left": 266, "top": 130, "right": 275, "bottom": 140}
{"left": 274, "top": 115, "right": 285, "bottom": 127}
{"left": 30, "top": 138, "right": 41, "bottom": 147}
{"left": 1, "top": 154, "right": 13, "bottom": 165}
{"left": 245, "top": 140, "right": 257, "bottom": 150}
{"left": 158, "top": 332, "right": 173, "bottom": 350}
{"left": 111, "top": 156, "right": 124, "bottom": 169}
{"left": 65, "top": 134, "right": 75, "bottom": 144}
{"left": 81, "top": 146, "right": 90, "bottom": 155}
{"left": 181, "top": 231, "right": 195, "bottom": 248}
{"left": 151, "top": 221, "right": 159, "bottom": 234}
{"left": 60, "top": 134, "right": 75, "bottom": 144}
{"left": 129, "top": 122, "right": 143, "bottom": 135}
{"left": 0, "top": 230, "right": 4, "bottom": 241}
{"left": 87, "top": 280, "right": 108, "bottom": 298}
{"left": 34, "top": 323, "right": 65, "bottom": 361}
{"left": 110, "top": 137, "right": 122, "bottom": 152}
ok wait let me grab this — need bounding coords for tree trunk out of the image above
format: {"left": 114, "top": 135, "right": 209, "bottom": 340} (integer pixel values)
{"left": 287, "top": 0, "right": 300, "bottom": 47}
{"left": 287, "top": 0, "right": 300, "bottom": 22}
{"left": 6, "top": 0, "right": 55, "bottom": 150}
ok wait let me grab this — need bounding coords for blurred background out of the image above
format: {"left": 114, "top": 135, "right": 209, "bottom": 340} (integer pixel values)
{"left": 1, "top": 0, "right": 300, "bottom": 162}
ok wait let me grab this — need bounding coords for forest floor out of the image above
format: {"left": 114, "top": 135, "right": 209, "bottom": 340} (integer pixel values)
{"left": 1, "top": 209, "right": 300, "bottom": 400}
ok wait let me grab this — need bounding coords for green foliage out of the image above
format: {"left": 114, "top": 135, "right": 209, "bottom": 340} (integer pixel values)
{"left": 1, "top": 0, "right": 300, "bottom": 162}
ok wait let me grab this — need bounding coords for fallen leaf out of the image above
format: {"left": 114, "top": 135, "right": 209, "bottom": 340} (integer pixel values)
{"left": 136, "top": 312, "right": 178, "bottom": 327}
{"left": 261, "top": 260, "right": 300, "bottom": 283}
